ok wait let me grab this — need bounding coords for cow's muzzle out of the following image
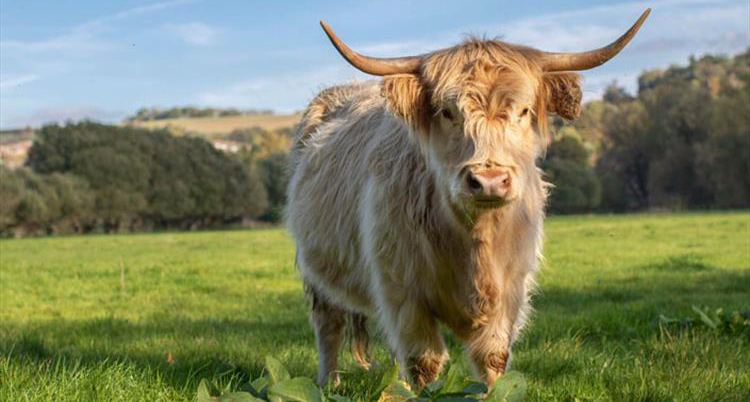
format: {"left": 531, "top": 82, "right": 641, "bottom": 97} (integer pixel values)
{"left": 465, "top": 168, "right": 514, "bottom": 208}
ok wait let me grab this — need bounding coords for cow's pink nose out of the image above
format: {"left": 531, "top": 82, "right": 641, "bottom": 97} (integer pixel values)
{"left": 466, "top": 169, "right": 512, "bottom": 199}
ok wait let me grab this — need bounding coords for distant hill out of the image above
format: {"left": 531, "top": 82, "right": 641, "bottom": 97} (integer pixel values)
{"left": 126, "top": 106, "right": 277, "bottom": 121}
{"left": 0, "top": 128, "right": 34, "bottom": 168}
{"left": 126, "top": 114, "right": 301, "bottom": 138}
{"left": 0, "top": 127, "right": 33, "bottom": 144}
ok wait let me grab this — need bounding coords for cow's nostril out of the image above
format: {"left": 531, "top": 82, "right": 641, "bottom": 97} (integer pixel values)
{"left": 466, "top": 174, "right": 482, "bottom": 193}
{"left": 501, "top": 176, "right": 510, "bottom": 187}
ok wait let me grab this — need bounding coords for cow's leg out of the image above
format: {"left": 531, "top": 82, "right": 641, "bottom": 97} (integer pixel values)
{"left": 349, "top": 313, "right": 371, "bottom": 370}
{"left": 464, "top": 321, "right": 512, "bottom": 387}
{"left": 379, "top": 297, "right": 447, "bottom": 389}
{"left": 463, "top": 274, "right": 530, "bottom": 387}
{"left": 309, "top": 286, "right": 346, "bottom": 387}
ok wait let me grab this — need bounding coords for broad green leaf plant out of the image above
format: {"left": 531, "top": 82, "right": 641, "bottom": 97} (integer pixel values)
{"left": 196, "top": 356, "right": 527, "bottom": 402}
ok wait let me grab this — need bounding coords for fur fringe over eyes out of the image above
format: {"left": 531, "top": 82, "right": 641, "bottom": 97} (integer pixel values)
{"left": 380, "top": 48, "right": 583, "bottom": 137}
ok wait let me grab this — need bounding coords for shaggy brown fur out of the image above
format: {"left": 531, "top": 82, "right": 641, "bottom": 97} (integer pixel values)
{"left": 287, "top": 37, "right": 591, "bottom": 389}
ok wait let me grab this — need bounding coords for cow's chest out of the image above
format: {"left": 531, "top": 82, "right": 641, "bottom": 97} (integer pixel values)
{"left": 424, "top": 245, "right": 504, "bottom": 338}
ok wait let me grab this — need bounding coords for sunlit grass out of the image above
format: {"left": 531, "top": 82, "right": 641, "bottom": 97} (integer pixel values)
{"left": 1, "top": 212, "right": 748, "bottom": 401}
{"left": 130, "top": 114, "right": 300, "bottom": 137}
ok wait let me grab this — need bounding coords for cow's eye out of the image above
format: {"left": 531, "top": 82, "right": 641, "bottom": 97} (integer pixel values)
{"left": 520, "top": 107, "right": 530, "bottom": 117}
{"left": 441, "top": 109, "right": 453, "bottom": 120}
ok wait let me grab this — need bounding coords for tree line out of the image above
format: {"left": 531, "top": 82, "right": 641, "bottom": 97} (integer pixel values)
{"left": 543, "top": 50, "right": 749, "bottom": 213}
{"left": 126, "top": 107, "right": 276, "bottom": 121}
{"left": 1, "top": 50, "right": 746, "bottom": 236}
{"left": 0, "top": 122, "right": 288, "bottom": 236}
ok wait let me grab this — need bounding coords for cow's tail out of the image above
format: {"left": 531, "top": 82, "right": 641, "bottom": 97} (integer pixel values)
{"left": 347, "top": 312, "right": 371, "bottom": 371}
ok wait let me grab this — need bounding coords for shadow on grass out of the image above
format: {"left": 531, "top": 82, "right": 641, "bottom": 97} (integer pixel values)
{"left": 0, "top": 290, "right": 315, "bottom": 394}
{"left": 643, "top": 254, "right": 714, "bottom": 272}
{"left": 516, "top": 255, "right": 749, "bottom": 394}
{"left": 527, "top": 255, "right": 749, "bottom": 346}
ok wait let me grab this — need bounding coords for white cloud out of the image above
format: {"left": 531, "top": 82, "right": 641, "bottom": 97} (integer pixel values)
{"left": 3, "top": 0, "right": 748, "bottom": 127}
{"left": 163, "top": 22, "right": 218, "bottom": 46}
{"left": 343, "top": 0, "right": 748, "bottom": 100}
{"left": 356, "top": 40, "right": 440, "bottom": 57}
{"left": 98, "top": 0, "right": 200, "bottom": 23}
{"left": 1, "top": 0, "right": 206, "bottom": 127}
{"left": 354, "top": 0, "right": 747, "bottom": 58}
{"left": 0, "top": 29, "right": 106, "bottom": 57}
{"left": 0, "top": 0, "right": 204, "bottom": 55}
{"left": 0, "top": 74, "right": 39, "bottom": 90}
{"left": 498, "top": 0, "right": 748, "bottom": 98}
{"left": 494, "top": 0, "right": 748, "bottom": 53}
{"left": 197, "top": 0, "right": 749, "bottom": 112}
{"left": 6, "top": 106, "right": 125, "bottom": 128}
{"left": 197, "top": 65, "right": 371, "bottom": 112}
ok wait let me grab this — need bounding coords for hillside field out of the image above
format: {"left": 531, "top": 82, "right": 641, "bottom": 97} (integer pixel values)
{"left": 127, "top": 114, "right": 301, "bottom": 137}
{"left": 0, "top": 212, "right": 748, "bottom": 401}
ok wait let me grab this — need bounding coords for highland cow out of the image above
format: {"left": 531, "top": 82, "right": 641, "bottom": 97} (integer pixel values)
{"left": 286, "top": 9, "right": 650, "bottom": 389}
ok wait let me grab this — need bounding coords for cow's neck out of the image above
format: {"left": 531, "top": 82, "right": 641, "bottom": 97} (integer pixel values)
{"left": 432, "top": 179, "right": 541, "bottom": 273}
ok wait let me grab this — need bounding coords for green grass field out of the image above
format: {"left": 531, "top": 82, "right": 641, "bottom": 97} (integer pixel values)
{"left": 1, "top": 212, "right": 748, "bottom": 401}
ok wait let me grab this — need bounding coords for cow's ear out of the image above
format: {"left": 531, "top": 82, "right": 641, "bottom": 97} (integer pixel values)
{"left": 542, "top": 72, "right": 582, "bottom": 120}
{"left": 382, "top": 74, "right": 431, "bottom": 134}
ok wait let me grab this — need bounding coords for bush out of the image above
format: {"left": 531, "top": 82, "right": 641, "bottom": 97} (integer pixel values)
{"left": 17, "top": 121, "right": 269, "bottom": 234}
{"left": 256, "top": 152, "right": 289, "bottom": 223}
{"left": 593, "top": 51, "right": 750, "bottom": 211}
{"left": 542, "top": 135, "right": 601, "bottom": 214}
{"left": 0, "top": 167, "right": 94, "bottom": 236}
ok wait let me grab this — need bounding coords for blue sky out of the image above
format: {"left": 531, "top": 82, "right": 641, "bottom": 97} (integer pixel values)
{"left": 1, "top": 0, "right": 748, "bottom": 128}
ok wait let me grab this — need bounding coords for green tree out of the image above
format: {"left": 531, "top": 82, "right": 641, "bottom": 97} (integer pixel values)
{"left": 26, "top": 122, "right": 268, "bottom": 232}
{"left": 257, "top": 152, "right": 289, "bottom": 222}
{"left": 695, "top": 56, "right": 750, "bottom": 207}
{"left": 596, "top": 50, "right": 749, "bottom": 211}
{"left": 0, "top": 167, "right": 93, "bottom": 236}
{"left": 543, "top": 134, "right": 601, "bottom": 214}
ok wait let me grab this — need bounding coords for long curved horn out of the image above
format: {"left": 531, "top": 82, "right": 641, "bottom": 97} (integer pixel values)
{"left": 320, "top": 21, "right": 422, "bottom": 76}
{"left": 539, "top": 8, "right": 651, "bottom": 71}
